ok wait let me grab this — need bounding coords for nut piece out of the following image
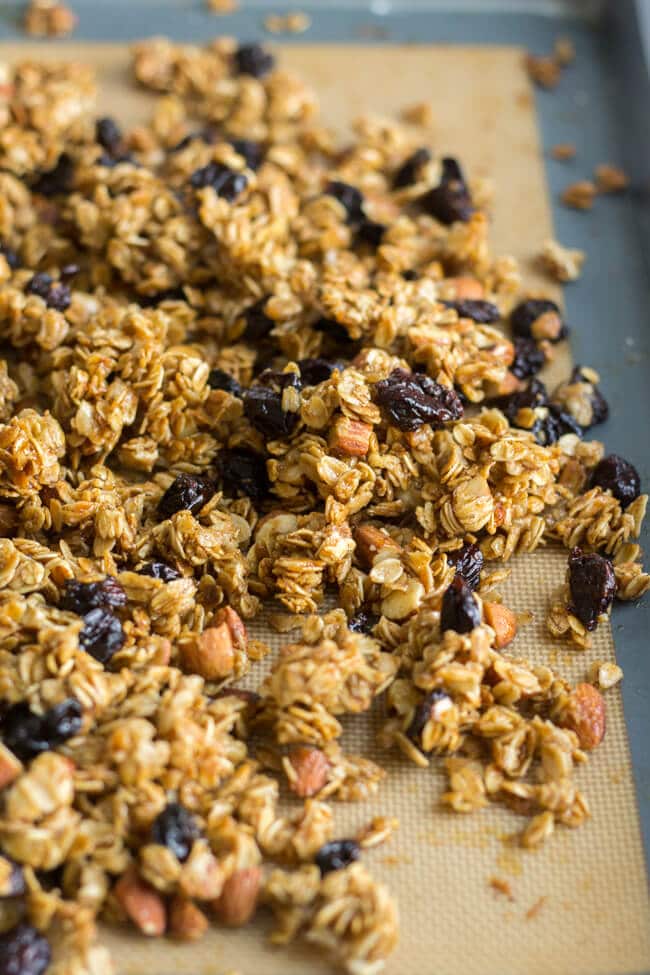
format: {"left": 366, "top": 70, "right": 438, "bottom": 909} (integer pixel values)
{"left": 169, "top": 896, "right": 209, "bottom": 941}
{"left": 214, "top": 605, "right": 248, "bottom": 651}
{"left": 287, "top": 746, "right": 331, "bottom": 797}
{"left": 443, "top": 276, "right": 484, "bottom": 300}
{"left": 114, "top": 866, "right": 167, "bottom": 936}
{"left": 212, "top": 867, "right": 261, "bottom": 927}
{"left": 329, "top": 416, "right": 372, "bottom": 458}
{"left": 526, "top": 54, "right": 561, "bottom": 89}
{"left": 0, "top": 744, "right": 23, "bottom": 791}
{"left": 483, "top": 602, "right": 518, "bottom": 649}
{"left": 541, "top": 238, "right": 585, "bottom": 282}
{"left": 354, "top": 524, "right": 399, "bottom": 568}
{"left": 595, "top": 163, "right": 629, "bottom": 193}
{"left": 561, "top": 180, "right": 596, "bottom": 211}
{"left": 561, "top": 683, "right": 606, "bottom": 750}
{"left": 531, "top": 310, "right": 564, "bottom": 341}
{"left": 551, "top": 143, "right": 577, "bottom": 161}
{"left": 181, "top": 623, "right": 234, "bottom": 680}
{"left": 589, "top": 661, "right": 623, "bottom": 691}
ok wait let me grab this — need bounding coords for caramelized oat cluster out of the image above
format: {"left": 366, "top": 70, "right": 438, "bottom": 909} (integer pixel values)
{"left": 0, "top": 39, "right": 646, "bottom": 974}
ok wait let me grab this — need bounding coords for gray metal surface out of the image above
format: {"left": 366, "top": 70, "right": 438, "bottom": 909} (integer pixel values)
{"left": 1, "top": 0, "right": 649, "bottom": 885}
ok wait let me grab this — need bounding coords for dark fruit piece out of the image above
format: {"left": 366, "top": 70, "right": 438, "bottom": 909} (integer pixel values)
{"left": 511, "top": 336, "right": 545, "bottom": 380}
{"left": 234, "top": 42, "right": 276, "bottom": 78}
{"left": 243, "top": 373, "right": 300, "bottom": 439}
{"left": 0, "top": 242, "right": 19, "bottom": 270}
{"left": 189, "top": 162, "right": 248, "bottom": 202}
{"left": 0, "top": 923, "right": 51, "bottom": 975}
{"left": 0, "top": 859, "right": 26, "bottom": 898}
{"left": 393, "top": 147, "right": 431, "bottom": 189}
{"left": 440, "top": 576, "right": 481, "bottom": 635}
{"left": 407, "top": 689, "right": 453, "bottom": 746}
{"left": 158, "top": 473, "right": 215, "bottom": 519}
{"left": 356, "top": 218, "right": 386, "bottom": 248}
{"left": 315, "top": 839, "right": 361, "bottom": 875}
{"left": 551, "top": 365, "right": 609, "bottom": 431}
{"left": 25, "top": 273, "right": 53, "bottom": 299}
{"left": 590, "top": 454, "right": 641, "bottom": 509}
{"left": 207, "top": 368, "right": 242, "bottom": 397}
{"left": 32, "top": 153, "right": 74, "bottom": 196}
{"left": 150, "top": 802, "right": 200, "bottom": 862}
{"left": 497, "top": 379, "right": 581, "bottom": 446}
{"left": 324, "top": 180, "right": 365, "bottom": 224}
{"left": 97, "top": 151, "right": 134, "bottom": 168}
{"left": 61, "top": 577, "right": 126, "bottom": 615}
{"left": 96, "top": 117, "right": 122, "bottom": 154}
{"left": 217, "top": 449, "right": 270, "bottom": 502}
{"left": 230, "top": 138, "right": 265, "bottom": 170}
{"left": 402, "top": 269, "right": 418, "bottom": 281}
{"left": 348, "top": 609, "right": 379, "bottom": 634}
{"left": 137, "top": 562, "right": 181, "bottom": 582}
{"left": 298, "top": 357, "right": 344, "bottom": 386}
{"left": 568, "top": 547, "right": 616, "bottom": 631}
{"left": 447, "top": 542, "right": 484, "bottom": 591}
{"left": 313, "top": 317, "right": 356, "bottom": 347}
{"left": 78, "top": 609, "right": 125, "bottom": 664}
{"left": 43, "top": 283, "right": 71, "bottom": 311}
{"left": 510, "top": 298, "right": 567, "bottom": 342}
{"left": 139, "top": 286, "right": 186, "bottom": 307}
{"left": 419, "top": 157, "right": 473, "bottom": 225}
{"left": 443, "top": 299, "right": 500, "bottom": 323}
{"left": 373, "top": 367, "right": 463, "bottom": 431}
{"left": 243, "top": 299, "right": 274, "bottom": 341}
{"left": 2, "top": 698, "right": 82, "bottom": 762}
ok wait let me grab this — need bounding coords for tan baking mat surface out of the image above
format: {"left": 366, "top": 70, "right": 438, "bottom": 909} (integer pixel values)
{"left": 3, "top": 42, "right": 649, "bottom": 975}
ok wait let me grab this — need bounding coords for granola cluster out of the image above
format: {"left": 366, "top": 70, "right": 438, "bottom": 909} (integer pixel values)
{"left": 0, "top": 38, "right": 646, "bottom": 975}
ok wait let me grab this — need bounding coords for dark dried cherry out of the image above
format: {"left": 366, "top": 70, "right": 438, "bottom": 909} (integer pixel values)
{"left": 25, "top": 273, "right": 71, "bottom": 311}
{"left": 2, "top": 697, "right": 82, "bottom": 762}
{"left": 356, "top": 219, "right": 386, "bottom": 248}
{"left": 96, "top": 117, "right": 123, "bottom": 154}
{"left": 137, "top": 562, "right": 181, "bottom": 582}
{"left": 443, "top": 299, "right": 500, "bottom": 323}
{"left": 150, "top": 802, "right": 200, "bottom": 862}
{"left": 324, "top": 180, "right": 365, "bottom": 224}
{"left": 312, "top": 316, "right": 357, "bottom": 348}
{"left": 207, "top": 368, "right": 242, "bottom": 397}
{"left": 393, "top": 147, "right": 431, "bottom": 189}
{"left": 590, "top": 454, "right": 641, "bottom": 509}
{"left": 32, "top": 153, "right": 74, "bottom": 196}
{"left": 230, "top": 138, "right": 265, "bottom": 170}
{"left": 190, "top": 162, "right": 247, "bottom": 202}
{"left": 407, "top": 689, "right": 453, "bottom": 747}
{"left": 158, "top": 473, "right": 215, "bottom": 519}
{"left": 298, "top": 357, "right": 344, "bottom": 386}
{"left": 440, "top": 576, "right": 481, "bottom": 635}
{"left": 25, "top": 273, "right": 52, "bottom": 299}
{"left": 78, "top": 609, "right": 125, "bottom": 664}
{"left": 419, "top": 157, "right": 473, "bottom": 224}
{"left": 217, "top": 448, "right": 270, "bottom": 502}
{"left": 511, "top": 336, "right": 545, "bottom": 379}
{"left": 348, "top": 609, "right": 379, "bottom": 634}
{"left": 243, "top": 372, "right": 300, "bottom": 439}
{"left": 315, "top": 839, "right": 361, "bottom": 875}
{"left": 373, "top": 368, "right": 463, "bottom": 431}
{"left": 242, "top": 299, "right": 274, "bottom": 341}
{"left": 568, "top": 547, "right": 616, "bottom": 631}
{"left": 61, "top": 577, "right": 126, "bottom": 615}
{"left": 234, "top": 43, "right": 276, "bottom": 78}
{"left": 510, "top": 298, "right": 567, "bottom": 342}
{"left": 447, "top": 542, "right": 484, "bottom": 591}
{"left": 0, "top": 923, "right": 51, "bottom": 975}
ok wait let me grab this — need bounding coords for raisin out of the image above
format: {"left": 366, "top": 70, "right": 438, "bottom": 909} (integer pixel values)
{"left": 2, "top": 698, "right": 82, "bottom": 762}
{"left": 348, "top": 609, "right": 379, "bottom": 634}
{"left": 78, "top": 609, "right": 125, "bottom": 664}
{"left": 511, "top": 336, "right": 545, "bottom": 379}
{"left": 61, "top": 577, "right": 126, "bottom": 615}
{"left": 510, "top": 298, "right": 567, "bottom": 342}
{"left": 298, "top": 357, "right": 344, "bottom": 386}
{"left": 230, "top": 138, "right": 265, "bottom": 170}
{"left": 190, "top": 162, "right": 248, "bottom": 202}
{"left": 324, "top": 180, "right": 365, "bottom": 224}
{"left": 590, "top": 454, "right": 641, "bottom": 509}
{"left": 419, "top": 157, "right": 473, "bottom": 224}
{"left": 0, "top": 859, "right": 25, "bottom": 898}
{"left": 207, "top": 368, "right": 242, "bottom": 397}
{"left": 43, "top": 283, "right": 71, "bottom": 311}
{"left": 407, "top": 689, "right": 452, "bottom": 747}
{"left": 356, "top": 218, "right": 386, "bottom": 248}
{"left": 443, "top": 299, "right": 500, "bottom": 323}
{"left": 315, "top": 839, "right": 360, "bottom": 875}
{"left": 32, "top": 153, "right": 74, "bottom": 196}
{"left": 0, "top": 923, "right": 51, "bottom": 975}
{"left": 234, "top": 42, "right": 276, "bottom": 78}
{"left": 150, "top": 802, "right": 200, "bottom": 862}
{"left": 96, "top": 117, "right": 122, "bottom": 154}
{"left": 0, "top": 242, "right": 19, "bottom": 270}
{"left": 373, "top": 368, "right": 463, "bottom": 431}
{"left": 25, "top": 273, "right": 52, "bottom": 299}
{"left": 393, "top": 147, "right": 431, "bottom": 189}
{"left": 242, "top": 299, "right": 274, "bottom": 341}
{"left": 158, "top": 473, "right": 215, "bottom": 519}
{"left": 244, "top": 373, "right": 300, "bottom": 439}
{"left": 137, "top": 561, "right": 181, "bottom": 582}
{"left": 498, "top": 379, "right": 581, "bottom": 445}
{"left": 217, "top": 448, "right": 270, "bottom": 502}
{"left": 568, "top": 547, "right": 616, "bottom": 631}
{"left": 440, "top": 576, "right": 481, "bottom": 635}
{"left": 447, "top": 542, "right": 484, "bottom": 591}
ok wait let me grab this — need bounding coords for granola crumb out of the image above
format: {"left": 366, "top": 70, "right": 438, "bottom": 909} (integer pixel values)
{"left": 489, "top": 876, "right": 514, "bottom": 900}
{"left": 206, "top": 0, "right": 239, "bottom": 10}
{"left": 551, "top": 143, "right": 577, "bottom": 161}
{"left": 525, "top": 54, "right": 562, "bottom": 89}
{"left": 554, "top": 36, "right": 576, "bottom": 66}
{"left": 589, "top": 660, "right": 624, "bottom": 690}
{"left": 24, "top": 0, "right": 77, "bottom": 36}
{"left": 595, "top": 163, "right": 629, "bottom": 193}
{"left": 400, "top": 101, "right": 434, "bottom": 126}
{"left": 561, "top": 180, "right": 597, "bottom": 210}
{"left": 540, "top": 238, "right": 586, "bottom": 281}
{"left": 526, "top": 895, "right": 548, "bottom": 920}
{"left": 264, "top": 11, "right": 311, "bottom": 34}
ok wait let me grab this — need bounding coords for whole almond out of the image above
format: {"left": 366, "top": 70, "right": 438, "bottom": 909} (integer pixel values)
{"left": 354, "top": 524, "right": 399, "bottom": 568}
{"left": 212, "top": 866, "right": 261, "bottom": 927}
{"left": 114, "top": 866, "right": 166, "bottom": 936}
{"left": 288, "top": 746, "right": 331, "bottom": 797}
{"left": 169, "top": 895, "right": 209, "bottom": 941}
{"left": 561, "top": 683, "right": 606, "bottom": 750}
{"left": 483, "top": 602, "right": 518, "bottom": 649}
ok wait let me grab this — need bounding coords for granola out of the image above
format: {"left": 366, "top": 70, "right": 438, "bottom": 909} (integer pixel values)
{"left": 0, "top": 38, "right": 645, "bottom": 975}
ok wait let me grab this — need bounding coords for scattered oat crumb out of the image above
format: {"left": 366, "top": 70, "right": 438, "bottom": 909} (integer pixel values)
{"left": 207, "top": 0, "right": 239, "bottom": 11}
{"left": 357, "top": 816, "right": 399, "bottom": 849}
{"left": 265, "top": 11, "right": 311, "bottom": 34}
{"left": 554, "top": 37, "right": 576, "bottom": 66}
{"left": 541, "top": 238, "right": 586, "bottom": 282}
{"left": 526, "top": 896, "right": 548, "bottom": 920}
{"left": 589, "top": 660, "right": 624, "bottom": 690}
{"left": 551, "top": 143, "right": 577, "bottom": 161}
{"left": 525, "top": 54, "right": 562, "bottom": 89}
{"left": 489, "top": 876, "right": 514, "bottom": 901}
{"left": 401, "top": 101, "right": 434, "bottom": 127}
{"left": 561, "top": 180, "right": 597, "bottom": 210}
{"left": 24, "top": 0, "right": 77, "bottom": 36}
{"left": 595, "top": 163, "right": 629, "bottom": 193}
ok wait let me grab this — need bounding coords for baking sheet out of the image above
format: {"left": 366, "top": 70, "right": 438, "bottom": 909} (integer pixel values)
{"left": 1, "top": 33, "right": 649, "bottom": 975}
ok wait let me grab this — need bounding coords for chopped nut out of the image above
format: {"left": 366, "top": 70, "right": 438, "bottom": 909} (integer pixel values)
{"left": 114, "top": 866, "right": 167, "bottom": 936}
{"left": 212, "top": 867, "right": 261, "bottom": 926}
{"left": 354, "top": 524, "right": 399, "bottom": 567}
{"left": 329, "top": 416, "right": 372, "bottom": 457}
{"left": 561, "top": 180, "right": 596, "bottom": 210}
{"left": 589, "top": 661, "right": 623, "bottom": 691}
{"left": 541, "top": 238, "right": 586, "bottom": 282}
{"left": 595, "top": 164, "right": 629, "bottom": 193}
{"left": 483, "top": 602, "right": 518, "bottom": 649}
{"left": 526, "top": 54, "right": 561, "bottom": 89}
{"left": 551, "top": 143, "right": 577, "bottom": 161}
{"left": 180, "top": 623, "right": 235, "bottom": 680}
{"left": 169, "top": 896, "right": 209, "bottom": 941}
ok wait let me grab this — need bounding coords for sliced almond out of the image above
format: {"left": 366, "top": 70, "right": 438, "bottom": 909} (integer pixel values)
{"left": 329, "top": 416, "right": 372, "bottom": 458}
{"left": 169, "top": 896, "right": 209, "bottom": 941}
{"left": 212, "top": 867, "right": 261, "bottom": 927}
{"left": 114, "top": 866, "right": 166, "bottom": 936}
{"left": 484, "top": 602, "right": 518, "bottom": 649}
{"left": 181, "top": 623, "right": 234, "bottom": 680}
